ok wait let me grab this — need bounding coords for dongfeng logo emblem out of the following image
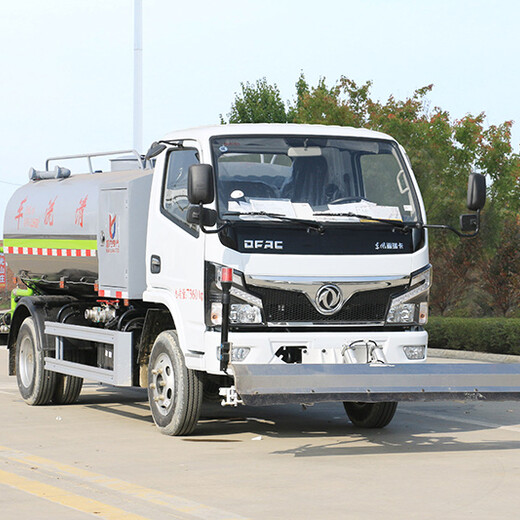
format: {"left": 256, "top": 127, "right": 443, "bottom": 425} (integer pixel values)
{"left": 315, "top": 285, "right": 343, "bottom": 315}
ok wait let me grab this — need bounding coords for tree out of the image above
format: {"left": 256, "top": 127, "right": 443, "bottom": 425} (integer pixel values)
{"left": 221, "top": 78, "right": 287, "bottom": 124}
{"left": 429, "top": 234, "right": 483, "bottom": 316}
{"left": 480, "top": 218, "right": 520, "bottom": 316}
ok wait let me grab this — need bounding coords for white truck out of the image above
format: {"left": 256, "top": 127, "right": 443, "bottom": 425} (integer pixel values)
{"left": 3, "top": 123, "right": 518, "bottom": 436}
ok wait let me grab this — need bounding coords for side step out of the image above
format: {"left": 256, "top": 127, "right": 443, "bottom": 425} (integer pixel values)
{"left": 232, "top": 363, "right": 520, "bottom": 406}
{"left": 44, "top": 321, "right": 133, "bottom": 386}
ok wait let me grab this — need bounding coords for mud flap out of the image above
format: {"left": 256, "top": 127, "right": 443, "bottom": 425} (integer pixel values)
{"left": 232, "top": 363, "right": 520, "bottom": 406}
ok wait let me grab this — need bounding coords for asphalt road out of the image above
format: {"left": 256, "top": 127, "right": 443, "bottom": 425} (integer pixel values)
{"left": 1, "top": 346, "right": 520, "bottom": 520}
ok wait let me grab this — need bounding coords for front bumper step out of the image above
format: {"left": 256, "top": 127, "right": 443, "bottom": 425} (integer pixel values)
{"left": 232, "top": 363, "right": 520, "bottom": 406}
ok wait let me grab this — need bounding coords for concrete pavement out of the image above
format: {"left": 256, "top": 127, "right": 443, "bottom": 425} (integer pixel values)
{"left": 1, "top": 346, "right": 520, "bottom": 519}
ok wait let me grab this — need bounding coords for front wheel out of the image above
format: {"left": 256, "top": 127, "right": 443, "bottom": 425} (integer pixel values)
{"left": 147, "top": 330, "right": 203, "bottom": 436}
{"left": 16, "top": 317, "right": 56, "bottom": 405}
{"left": 343, "top": 401, "right": 398, "bottom": 428}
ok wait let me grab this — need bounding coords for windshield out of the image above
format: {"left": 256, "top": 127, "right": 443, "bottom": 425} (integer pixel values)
{"left": 211, "top": 135, "right": 421, "bottom": 223}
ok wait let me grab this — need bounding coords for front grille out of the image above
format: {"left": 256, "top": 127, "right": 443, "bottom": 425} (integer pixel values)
{"left": 250, "top": 285, "right": 405, "bottom": 323}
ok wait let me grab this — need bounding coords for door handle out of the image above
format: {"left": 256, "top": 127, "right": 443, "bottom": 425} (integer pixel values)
{"left": 150, "top": 255, "right": 161, "bottom": 274}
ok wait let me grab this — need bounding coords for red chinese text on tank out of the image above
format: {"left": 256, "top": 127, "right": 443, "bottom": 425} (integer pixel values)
{"left": 75, "top": 195, "right": 88, "bottom": 227}
{"left": 44, "top": 197, "right": 57, "bottom": 226}
{"left": 15, "top": 197, "right": 28, "bottom": 229}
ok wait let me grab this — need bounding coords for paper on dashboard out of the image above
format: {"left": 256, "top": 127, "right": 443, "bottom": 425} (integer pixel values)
{"left": 324, "top": 202, "right": 402, "bottom": 221}
{"left": 249, "top": 198, "right": 296, "bottom": 217}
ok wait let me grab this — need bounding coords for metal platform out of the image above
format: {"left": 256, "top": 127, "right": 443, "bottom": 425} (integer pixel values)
{"left": 232, "top": 362, "right": 520, "bottom": 406}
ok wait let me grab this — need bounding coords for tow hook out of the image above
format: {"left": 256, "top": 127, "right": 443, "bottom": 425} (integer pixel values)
{"left": 219, "top": 386, "right": 243, "bottom": 407}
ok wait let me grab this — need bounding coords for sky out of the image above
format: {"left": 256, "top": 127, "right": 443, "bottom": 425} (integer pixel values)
{"left": 1, "top": 0, "right": 519, "bottom": 236}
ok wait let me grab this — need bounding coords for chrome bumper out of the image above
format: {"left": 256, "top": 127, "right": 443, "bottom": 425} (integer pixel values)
{"left": 232, "top": 363, "right": 520, "bottom": 406}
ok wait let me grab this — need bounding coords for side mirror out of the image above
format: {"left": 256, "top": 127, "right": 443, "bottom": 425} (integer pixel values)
{"left": 186, "top": 206, "right": 217, "bottom": 227}
{"left": 467, "top": 172, "right": 486, "bottom": 211}
{"left": 188, "top": 164, "right": 215, "bottom": 205}
{"left": 460, "top": 214, "right": 478, "bottom": 233}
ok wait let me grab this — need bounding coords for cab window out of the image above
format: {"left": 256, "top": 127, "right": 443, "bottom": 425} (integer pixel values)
{"left": 162, "top": 149, "right": 199, "bottom": 230}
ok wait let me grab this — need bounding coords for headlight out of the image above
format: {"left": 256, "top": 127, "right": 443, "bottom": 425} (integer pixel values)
{"left": 206, "top": 262, "right": 264, "bottom": 327}
{"left": 230, "top": 304, "right": 262, "bottom": 324}
{"left": 386, "top": 266, "right": 431, "bottom": 325}
{"left": 211, "top": 303, "right": 262, "bottom": 325}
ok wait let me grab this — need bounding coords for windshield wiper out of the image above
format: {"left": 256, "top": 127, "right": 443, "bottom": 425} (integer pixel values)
{"left": 223, "top": 211, "right": 325, "bottom": 234}
{"left": 313, "top": 211, "right": 413, "bottom": 232}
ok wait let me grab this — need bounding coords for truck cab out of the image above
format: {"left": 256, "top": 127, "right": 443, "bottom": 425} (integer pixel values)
{"left": 145, "top": 124, "right": 429, "bottom": 377}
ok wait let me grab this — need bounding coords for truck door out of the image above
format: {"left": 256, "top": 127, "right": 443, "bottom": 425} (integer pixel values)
{"left": 147, "top": 141, "right": 205, "bottom": 350}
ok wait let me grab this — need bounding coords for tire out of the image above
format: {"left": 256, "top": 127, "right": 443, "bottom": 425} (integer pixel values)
{"left": 52, "top": 374, "right": 83, "bottom": 405}
{"left": 15, "top": 317, "right": 56, "bottom": 405}
{"left": 343, "top": 401, "right": 398, "bottom": 428}
{"left": 52, "top": 348, "right": 84, "bottom": 405}
{"left": 203, "top": 379, "right": 222, "bottom": 403}
{"left": 147, "top": 330, "right": 203, "bottom": 436}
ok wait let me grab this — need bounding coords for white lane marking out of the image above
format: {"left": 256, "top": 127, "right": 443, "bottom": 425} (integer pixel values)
{"left": 400, "top": 408, "right": 520, "bottom": 433}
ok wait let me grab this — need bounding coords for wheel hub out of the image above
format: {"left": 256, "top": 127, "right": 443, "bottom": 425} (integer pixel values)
{"left": 150, "top": 352, "right": 175, "bottom": 415}
{"left": 19, "top": 336, "right": 35, "bottom": 388}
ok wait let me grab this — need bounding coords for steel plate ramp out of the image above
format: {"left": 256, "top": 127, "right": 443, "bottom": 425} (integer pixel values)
{"left": 232, "top": 363, "right": 520, "bottom": 406}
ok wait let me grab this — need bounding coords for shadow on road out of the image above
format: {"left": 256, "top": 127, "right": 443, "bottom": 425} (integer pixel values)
{"left": 269, "top": 434, "right": 520, "bottom": 457}
{"left": 75, "top": 383, "right": 152, "bottom": 423}
{"left": 63, "top": 383, "right": 520, "bottom": 455}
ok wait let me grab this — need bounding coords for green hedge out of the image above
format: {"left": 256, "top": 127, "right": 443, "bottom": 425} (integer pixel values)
{"left": 426, "top": 317, "right": 520, "bottom": 355}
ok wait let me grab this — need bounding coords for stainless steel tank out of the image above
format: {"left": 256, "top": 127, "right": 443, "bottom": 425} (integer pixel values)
{"left": 3, "top": 169, "right": 153, "bottom": 298}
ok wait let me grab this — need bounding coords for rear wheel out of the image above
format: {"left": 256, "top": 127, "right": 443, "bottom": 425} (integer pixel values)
{"left": 147, "top": 330, "right": 203, "bottom": 436}
{"left": 52, "top": 348, "right": 84, "bottom": 405}
{"left": 343, "top": 401, "right": 398, "bottom": 428}
{"left": 16, "top": 317, "right": 56, "bottom": 405}
{"left": 52, "top": 374, "right": 83, "bottom": 405}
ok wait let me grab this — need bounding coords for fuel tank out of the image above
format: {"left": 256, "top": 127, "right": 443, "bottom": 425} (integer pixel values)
{"left": 3, "top": 169, "right": 153, "bottom": 298}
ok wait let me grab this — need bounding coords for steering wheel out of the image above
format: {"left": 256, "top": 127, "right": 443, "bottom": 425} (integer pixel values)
{"left": 329, "top": 196, "right": 368, "bottom": 204}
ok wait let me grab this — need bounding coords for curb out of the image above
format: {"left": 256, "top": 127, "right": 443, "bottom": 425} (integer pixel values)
{"left": 429, "top": 348, "right": 520, "bottom": 364}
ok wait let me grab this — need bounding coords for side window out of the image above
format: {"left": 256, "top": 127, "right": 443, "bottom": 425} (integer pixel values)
{"left": 162, "top": 149, "right": 199, "bottom": 228}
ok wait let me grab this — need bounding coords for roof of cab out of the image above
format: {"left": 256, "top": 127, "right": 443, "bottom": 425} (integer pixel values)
{"left": 161, "top": 123, "right": 394, "bottom": 142}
